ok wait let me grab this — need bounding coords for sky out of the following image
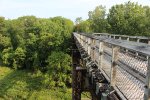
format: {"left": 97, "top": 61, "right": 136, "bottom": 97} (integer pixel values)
{"left": 0, "top": 0, "right": 149, "bottom": 22}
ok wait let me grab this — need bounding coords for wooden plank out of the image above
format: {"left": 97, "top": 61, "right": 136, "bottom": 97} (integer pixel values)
{"left": 144, "top": 57, "right": 150, "bottom": 100}
{"left": 74, "top": 32, "right": 150, "bottom": 56}
{"left": 104, "top": 38, "right": 150, "bottom": 56}
{"left": 110, "top": 45, "right": 119, "bottom": 87}
{"left": 99, "top": 42, "right": 104, "bottom": 69}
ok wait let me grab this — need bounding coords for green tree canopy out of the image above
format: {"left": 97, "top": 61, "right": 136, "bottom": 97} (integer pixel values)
{"left": 46, "top": 51, "right": 71, "bottom": 87}
{"left": 88, "top": 5, "right": 109, "bottom": 33}
{"left": 107, "top": 2, "right": 150, "bottom": 36}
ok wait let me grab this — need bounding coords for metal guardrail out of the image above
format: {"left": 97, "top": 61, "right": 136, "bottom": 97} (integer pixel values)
{"left": 73, "top": 32, "right": 150, "bottom": 100}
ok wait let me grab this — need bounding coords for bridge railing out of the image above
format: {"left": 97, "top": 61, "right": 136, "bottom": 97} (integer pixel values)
{"left": 73, "top": 32, "right": 150, "bottom": 100}
{"left": 93, "top": 33, "right": 150, "bottom": 44}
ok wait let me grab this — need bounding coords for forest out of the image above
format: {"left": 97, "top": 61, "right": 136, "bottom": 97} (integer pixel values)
{"left": 0, "top": 16, "right": 74, "bottom": 99}
{"left": 74, "top": 2, "right": 150, "bottom": 36}
{"left": 0, "top": 1, "right": 150, "bottom": 99}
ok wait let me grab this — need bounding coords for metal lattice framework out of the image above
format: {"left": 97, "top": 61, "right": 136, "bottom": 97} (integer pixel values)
{"left": 73, "top": 32, "right": 150, "bottom": 100}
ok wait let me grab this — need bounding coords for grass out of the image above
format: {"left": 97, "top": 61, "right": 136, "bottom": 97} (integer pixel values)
{"left": 81, "top": 92, "right": 91, "bottom": 100}
{"left": 0, "top": 66, "right": 72, "bottom": 100}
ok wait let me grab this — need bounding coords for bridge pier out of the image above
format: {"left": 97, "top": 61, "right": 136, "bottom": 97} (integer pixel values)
{"left": 71, "top": 40, "right": 106, "bottom": 100}
{"left": 72, "top": 35, "right": 84, "bottom": 100}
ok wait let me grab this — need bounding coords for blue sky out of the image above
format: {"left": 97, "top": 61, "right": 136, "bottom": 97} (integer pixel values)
{"left": 0, "top": 0, "right": 149, "bottom": 21}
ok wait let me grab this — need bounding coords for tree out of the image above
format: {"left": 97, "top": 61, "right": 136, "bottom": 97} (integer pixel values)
{"left": 88, "top": 5, "right": 109, "bottom": 33}
{"left": 0, "top": 15, "right": 73, "bottom": 88}
{"left": 107, "top": 2, "right": 149, "bottom": 36}
{"left": 13, "top": 47, "right": 26, "bottom": 69}
{"left": 51, "top": 16, "right": 74, "bottom": 52}
{"left": 46, "top": 51, "right": 71, "bottom": 87}
{"left": 75, "top": 17, "right": 83, "bottom": 32}
{"left": 24, "top": 32, "right": 38, "bottom": 69}
{"left": 18, "top": 16, "right": 40, "bottom": 34}
{"left": 7, "top": 19, "right": 25, "bottom": 50}
{"left": 2, "top": 47, "right": 14, "bottom": 67}
{"left": 0, "top": 34, "right": 11, "bottom": 51}
{"left": 0, "top": 17, "right": 6, "bottom": 35}
{"left": 74, "top": 20, "right": 92, "bottom": 33}
{"left": 143, "top": 6, "right": 150, "bottom": 36}
{"left": 51, "top": 16, "right": 74, "bottom": 38}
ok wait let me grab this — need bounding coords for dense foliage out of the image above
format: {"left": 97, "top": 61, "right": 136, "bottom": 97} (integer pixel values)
{"left": 0, "top": 16, "right": 73, "bottom": 87}
{"left": 75, "top": 2, "right": 150, "bottom": 36}
{"left": 0, "top": 1, "right": 149, "bottom": 99}
{"left": 0, "top": 67, "right": 72, "bottom": 99}
{"left": 0, "top": 67, "right": 89, "bottom": 99}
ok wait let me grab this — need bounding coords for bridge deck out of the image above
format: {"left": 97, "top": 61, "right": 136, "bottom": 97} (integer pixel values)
{"left": 73, "top": 32, "right": 150, "bottom": 100}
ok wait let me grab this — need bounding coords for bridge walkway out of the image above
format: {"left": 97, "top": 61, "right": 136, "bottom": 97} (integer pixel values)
{"left": 73, "top": 32, "right": 150, "bottom": 100}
